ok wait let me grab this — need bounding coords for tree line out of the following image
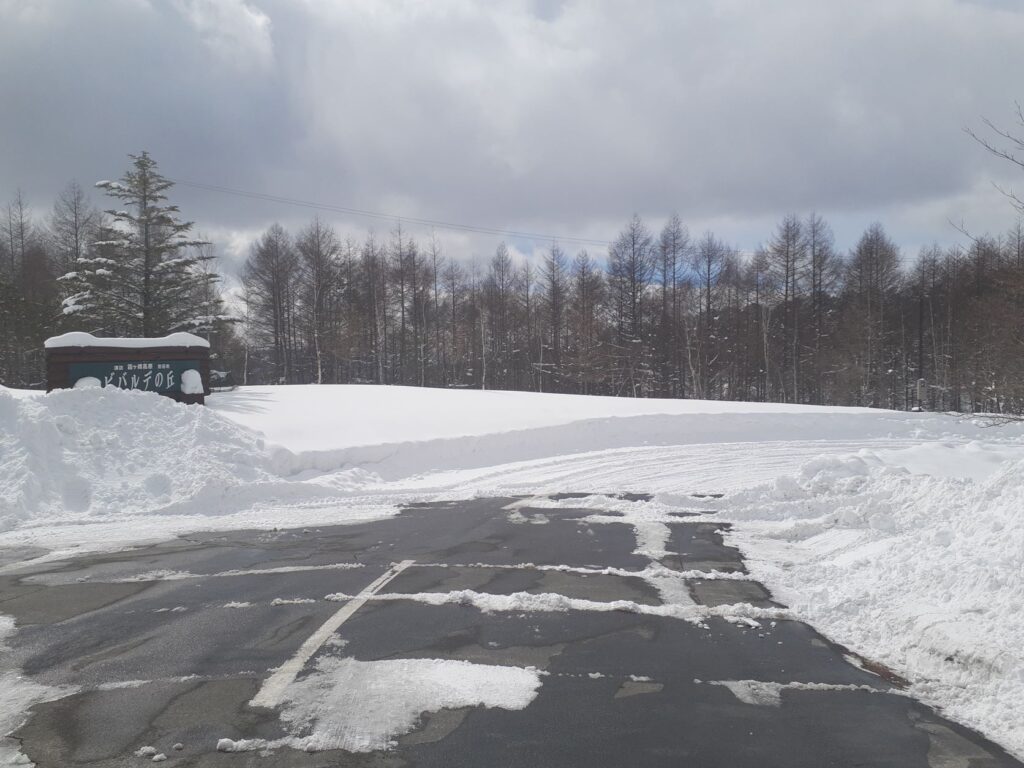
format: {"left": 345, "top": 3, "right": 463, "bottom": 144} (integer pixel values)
{"left": 241, "top": 210, "right": 1024, "bottom": 412}
{"left": 3, "top": 151, "right": 1024, "bottom": 413}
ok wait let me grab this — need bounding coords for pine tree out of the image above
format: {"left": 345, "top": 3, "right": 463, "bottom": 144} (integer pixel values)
{"left": 60, "top": 151, "right": 224, "bottom": 337}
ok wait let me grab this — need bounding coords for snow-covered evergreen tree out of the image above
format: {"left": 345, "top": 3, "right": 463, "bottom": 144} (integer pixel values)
{"left": 60, "top": 151, "right": 229, "bottom": 337}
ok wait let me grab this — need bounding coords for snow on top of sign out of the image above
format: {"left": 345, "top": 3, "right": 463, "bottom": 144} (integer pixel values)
{"left": 44, "top": 332, "right": 210, "bottom": 349}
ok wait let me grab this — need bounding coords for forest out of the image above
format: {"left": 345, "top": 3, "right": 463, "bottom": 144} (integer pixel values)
{"left": 3, "top": 151, "right": 1024, "bottom": 413}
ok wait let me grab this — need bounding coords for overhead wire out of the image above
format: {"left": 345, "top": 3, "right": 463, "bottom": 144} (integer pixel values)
{"left": 170, "top": 178, "right": 613, "bottom": 248}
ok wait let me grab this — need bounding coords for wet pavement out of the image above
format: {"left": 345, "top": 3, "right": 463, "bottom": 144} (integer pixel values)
{"left": 0, "top": 495, "right": 1019, "bottom": 767}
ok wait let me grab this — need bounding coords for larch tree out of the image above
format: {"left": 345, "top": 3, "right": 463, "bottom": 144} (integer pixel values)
{"left": 0, "top": 194, "right": 60, "bottom": 386}
{"left": 608, "top": 215, "right": 655, "bottom": 396}
{"left": 540, "top": 242, "right": 568, "bottom": 391}
{"left": 691, "top": 232, "right": 727, "bottom": 398}
{"left": 484, "top": 243, "right": 515, "bottom": 389}
{"left": 842, "top": 223, "right": 902, "bottom": 407}
{"left": 49, "top": 181, "right": 100, "bottom": 276}
{"left": 243, "top": 223, "right": 299, "bottom": 384}
{"left": 567, "top": 250, "right": 605, "bottom": 394}
{"left": 296, "top": 217, "right": 341, "bottom": 384}
{"left": 767, "top": 214, "right": 806, "bottom": 401}
{"left": 804, "top": 213, "right": 838, "bottom": 404}
{"left": 657, "top": 213, "right": 689, "bottom": 396}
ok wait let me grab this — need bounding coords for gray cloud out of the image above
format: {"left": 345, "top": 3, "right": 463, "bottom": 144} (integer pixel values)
{"left": 2, "top": 0, "right": 1022, "bottom": 275}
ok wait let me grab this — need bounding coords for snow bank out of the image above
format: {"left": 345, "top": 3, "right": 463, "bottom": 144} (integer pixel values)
{"left": 0, "top": 386, "right": 269, "bottom": 531}
{"left": 44, "top": 331, "right": 209, "bottom": 349}
{"left": 4, "top": 384, "right": 1023, "bottom": 555}
{"left": 0, "top": 387, "right": 396, "bottom": 556}
{"left": 712, "top": 452, "right": 1024, "bottom": 756}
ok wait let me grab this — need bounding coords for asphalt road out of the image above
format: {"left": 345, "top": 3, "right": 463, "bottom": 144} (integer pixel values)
{"left": 0, "top": 495, "right": 1019, "bottom": 767}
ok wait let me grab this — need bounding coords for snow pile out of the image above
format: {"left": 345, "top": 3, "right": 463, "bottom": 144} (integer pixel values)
{"left": 219, "top": 657, "right": 541, "bottom": 754}
{"left": 0, "top": 386, "right": 393, "bottom": 549}
{"left": 712, "top": 451, "right": 1024, "bottom": 755}
{"left": 278, "top": 657, "right": 541, "bottom": 752}
{"left": 0, "top": 386, "right": 276, "bottom": 532}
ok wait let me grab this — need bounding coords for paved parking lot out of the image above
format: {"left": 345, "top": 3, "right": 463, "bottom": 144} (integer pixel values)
{"left": 0, "top": 495, "right": 1019, "bottom": 767}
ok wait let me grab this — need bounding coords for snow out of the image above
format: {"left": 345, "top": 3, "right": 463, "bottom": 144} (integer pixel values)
{"left": 1, "top": 383, "right": 1024, "bottom": 755}
{"left": 180, "top": 368, "right": 203, "bottom": 394}
{"left": 213, "top": 658, "right": 541, "bottom": 755}
{"left": 709, "top": 452, "right": 1024, "bottom": 755}
{"left": 275, "top": 657, "right": 541, "bottom": 753}
{"left": 210, "top": 384, "right": 875, "bottom": 453}
{"left": 72, "top": 376, "right": 101, "bottom": 389}
{"left": 43, "top": 331, "right": 210, "bottom": 349}
{"left": 322, "top": 587, "right": 787, "bottom": 624}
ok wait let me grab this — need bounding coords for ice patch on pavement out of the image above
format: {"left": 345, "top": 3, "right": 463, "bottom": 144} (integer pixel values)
{"left": 0, "top": 616, "right": 77, "bottom": 767}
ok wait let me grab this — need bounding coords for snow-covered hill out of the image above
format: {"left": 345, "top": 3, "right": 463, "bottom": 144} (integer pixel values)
{"left": 2, "top": 383, "right": 1024, "bottom": 755}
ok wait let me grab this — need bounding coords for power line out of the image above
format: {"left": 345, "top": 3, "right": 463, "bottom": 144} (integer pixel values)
{"left": 170, "top": 178, "right": 613, "bottom": 248}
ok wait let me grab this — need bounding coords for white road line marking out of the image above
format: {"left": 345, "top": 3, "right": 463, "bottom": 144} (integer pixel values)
{"left": 250, "top": 559, "right": 414, "bottom": 709}
{"left": 501, "top": 495, "right": 548, "bottom": 511}
{"left": 704, "top": 679, "right": 891, "bottom": 707}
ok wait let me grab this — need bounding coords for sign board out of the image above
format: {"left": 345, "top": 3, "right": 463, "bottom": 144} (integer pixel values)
{"left": 69, "top": 359, "right": 202, "bottom": 393}
{"left": 45, "top": 333, "right": 211, "bottom": 404}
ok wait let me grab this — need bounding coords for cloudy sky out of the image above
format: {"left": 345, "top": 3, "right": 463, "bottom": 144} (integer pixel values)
{"left": 2, "top": 0, "right": 1023, "bottom": 279}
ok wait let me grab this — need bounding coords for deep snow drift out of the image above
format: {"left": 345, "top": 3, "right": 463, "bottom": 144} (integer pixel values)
{"left": 2, "top": 383, "right": 1024, "bottom": 756}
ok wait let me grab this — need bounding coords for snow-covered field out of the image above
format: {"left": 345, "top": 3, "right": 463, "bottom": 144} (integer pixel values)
{"left": 2, "top": 383, "right": 1024, "bottom": 756}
